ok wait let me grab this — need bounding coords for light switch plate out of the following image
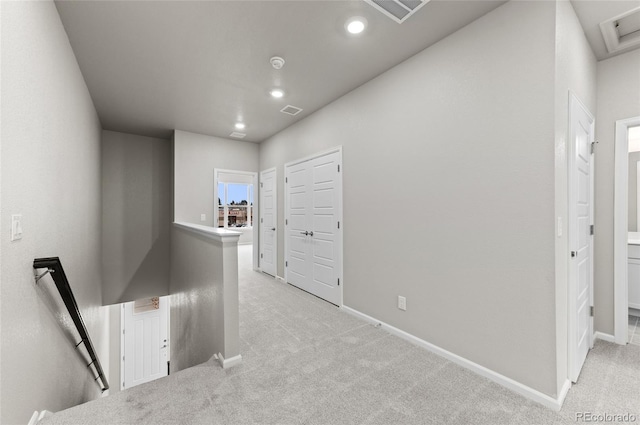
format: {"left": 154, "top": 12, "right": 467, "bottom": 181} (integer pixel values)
{"left": 11, "top": 214, "right": 23, "bottom": 241}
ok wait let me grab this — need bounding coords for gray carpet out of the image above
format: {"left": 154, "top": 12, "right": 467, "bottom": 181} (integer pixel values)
{"left": 42, "top": 245, "right": 640, "bottom": 424}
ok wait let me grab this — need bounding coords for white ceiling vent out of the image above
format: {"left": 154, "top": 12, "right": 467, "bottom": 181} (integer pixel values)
{"left": 364, "top": 0, "right": 430, "bottom": 24}
{"left": 280, "top": 105, "right": 303, "bottom": 116}
{"left": 229, "top": 132, "right": 246, "bottom": 139}
{"left": 600, "top": 6, "right": 640, "bottom": 54}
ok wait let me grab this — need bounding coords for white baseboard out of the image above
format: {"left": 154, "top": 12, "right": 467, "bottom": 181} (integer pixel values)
{"left": 595, "top": 331, "right": 616, "bottom": 343}
{"left": 217, "top": 353, "right": 243, "bottom": 369}
{"left": 341, "top": 305, "right": 566, "bottom": 411}
{"left": 28, "top": 410, "right": 53, "bottom": 425}
{"left": 276, "top": 276, "right": 285, "bottom": 283}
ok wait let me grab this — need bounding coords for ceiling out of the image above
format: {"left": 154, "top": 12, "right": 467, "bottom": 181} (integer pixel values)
{"left": 55, "top": 0, "right": 506, "bottom": 142}
{"left": 55, "top": 1, "right": 640, "bottom": 143}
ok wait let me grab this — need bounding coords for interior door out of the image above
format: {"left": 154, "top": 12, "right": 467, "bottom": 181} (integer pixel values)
{"left": 309, "top": 152, "right": 342, "bottom": 305}
{"left": 569, "top": 93, "right": 595, "bottom": 383}
{"left": 285, "top": 149, "right": 342, "bottom": 306}
{"left": 123, "top": 296, "right": 169, "bottom": 389}
{"left": 260, "top": 168, "right": 277, "bottom": 277}
{"left": 286, "top": 161, "right": 312, "bottom": 290}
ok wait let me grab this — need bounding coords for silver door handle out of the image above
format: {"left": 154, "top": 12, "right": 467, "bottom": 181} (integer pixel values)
{"left": 308, "top": 231, "right": 314, "bottom": 236}
{"left": 300, "top": 231, "right": 308, "bottom": 236}
{"left": 271, "top": 228, "right": 276, "bottom": 231}
{"left": 161, "top": 344, "right": 167, "bottom": 349}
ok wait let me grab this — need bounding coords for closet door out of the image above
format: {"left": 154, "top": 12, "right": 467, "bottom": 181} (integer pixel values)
{"left": 286, "top": 160, "right": 313, "bottom": 291}
{"left": 309, "top": 152, "right": 341, "bottom": 305}
{"left": 285, "top": 149, "right": 342, "bottom": 306}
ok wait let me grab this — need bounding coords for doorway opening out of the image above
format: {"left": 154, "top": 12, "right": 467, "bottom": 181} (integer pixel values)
{"left": 121, "top": 295, "right": 170, "bottom": 390}
{"left": 259, "top": 168, "right": 278, "bottom": 278}
{"left": 567, "top": 92, "right": 595, "bottom": 383}
{"left": 284, "top": 147, "right": 343, "bottom": 307}
{"left": 614, "top": 118, "right": 640, "bottom": 345}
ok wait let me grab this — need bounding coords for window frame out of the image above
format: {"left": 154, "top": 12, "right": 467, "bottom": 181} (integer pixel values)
{"left": 213, "top": 169, "right": 257, "bottom": 231}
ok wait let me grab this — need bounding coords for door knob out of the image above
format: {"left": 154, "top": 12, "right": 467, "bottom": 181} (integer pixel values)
{"left": 161, "top": 344, "right": 167, "bottom": 349}
{"left": 300, "top": 231, "right": 309, "bottom": 236}
{"left": 271, "top": 228, "right": 276, "bottom": 231}
{"left": 309, "top": 231, "right": 314, "bottom": 236}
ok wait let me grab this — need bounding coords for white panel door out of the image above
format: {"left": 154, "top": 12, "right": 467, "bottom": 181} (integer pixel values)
{"left": 569, "top": 94, "right": 594, "bottom": 383}
{"left": 286, "top": 161, "right": 312, "bottom": 290}
{"left": 309, "top": 152, "right": 341, "bottom": 305}
{"left": 260, "top": 168, "right": 277, "bottom": 277}
{"left": 285, "top": 149, "right": 342, "bottom": 306}
{"left": 123, "top": 297, "right": 169, "bottom": 389}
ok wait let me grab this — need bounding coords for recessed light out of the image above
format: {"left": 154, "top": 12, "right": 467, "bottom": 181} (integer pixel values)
{"left": 346, "top": 17, "right": 367, "bottom": 35}
{"left": 235, "top": 122, "right": 246, "bottom": 130}
{"left": 270, "top": 89, "right": 284, "bottom": 99}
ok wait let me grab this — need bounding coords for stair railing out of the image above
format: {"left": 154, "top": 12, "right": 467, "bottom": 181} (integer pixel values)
{"left": 33, "top": 257, "right": 109, "bottom": 392}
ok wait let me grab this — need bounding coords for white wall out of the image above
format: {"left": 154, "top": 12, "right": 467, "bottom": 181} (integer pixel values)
{"left": 0, "top": 2, "right": 107, "bottom": 423}
{"left": 101, "top": 130, "right": 172, "bottom": 305}
{"left": 108, "top": 304, "right": 122, "bottom": 394}
{"left": 169, "top": 226, "right": 240, "bottom": 371}
{"left": 261, "top": 0, "right": 560, "bottom": 397}
{"left": 594, "top": 49, "right": 640, "bottom": 334}
{"left": 173, "top": 130, "right": 259, "bottom": 227}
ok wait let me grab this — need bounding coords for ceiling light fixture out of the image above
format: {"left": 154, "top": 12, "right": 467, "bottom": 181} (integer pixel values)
{"left": 346, "top": 17, "right": 367, "bottom": 35}
{"left": 270, "top": 89, "right": 284, "bottom": 99}
{"left": 235, "top": 122, "right": 246, "bottom": 130}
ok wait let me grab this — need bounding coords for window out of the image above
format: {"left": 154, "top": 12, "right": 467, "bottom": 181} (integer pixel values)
{"left": 218, "top": 182, "right": 254, "bottom": 228}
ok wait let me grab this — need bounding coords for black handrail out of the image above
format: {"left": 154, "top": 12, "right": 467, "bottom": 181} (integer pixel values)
{"left": 33, "top": 257, "right": 109, "bottom": 392}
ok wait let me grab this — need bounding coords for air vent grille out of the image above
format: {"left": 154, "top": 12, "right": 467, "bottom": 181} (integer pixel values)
{"left": 280, "top": 105, "right": 303, "bottom": 116}
{"left": 229, "top": 132, "right": 246, "bottom": 139}
{"left": 365, "top": 0, "right": 430, "bottom": 24}
{"left": 600, "top": 6, "right": 640, "bottom": 54}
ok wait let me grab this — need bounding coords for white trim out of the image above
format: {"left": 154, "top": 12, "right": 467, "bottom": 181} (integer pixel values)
{"left": 276, "top": 275, "right": 285, "bottom": 283}
{"left": 636, "top": 160, "right": 640, "bottom": 232}
{"left": 259, "top": 167, "right": 278, "bottom": 278}
{"left": 120, "top": 304, "right": 125, "bottom": 391}
{"left": 614, "top": 116, "right": 640, "bottom": 345}
{"left": 173, "top": 222, "right": 241, "bottom": 244}
{"left": 284, "top": 146, "right": 343, "bottom": 307}
{"left": 28, "top": 410, "right": 53, "bottom": 425}
{"left": 341, "top": 305, "right": 568, "bottom": 411}
{"left": 284, "top": 146, "right": 342, "bottom": 168}
{"left": 217, "top": 353, "right": 242, "bottom": 369}
{"left": 595, "top": 331, "right": 616, "bottom": 343}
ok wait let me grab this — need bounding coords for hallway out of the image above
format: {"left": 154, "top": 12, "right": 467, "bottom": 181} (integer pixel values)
{"left": 42, "top": 245, "right": 640, "bottom": 424}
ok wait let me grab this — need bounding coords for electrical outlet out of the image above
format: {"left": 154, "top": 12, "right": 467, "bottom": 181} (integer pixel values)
{"left": 398, "top": 296, "right": 406, "bottom": 311}
{"left": 200, "top": 214, "right": 206, "bottom": 221}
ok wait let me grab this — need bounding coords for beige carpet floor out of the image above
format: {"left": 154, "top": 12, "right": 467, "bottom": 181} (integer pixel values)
{"left": 42, "top": 245, "right": 640, "bottom": 424}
